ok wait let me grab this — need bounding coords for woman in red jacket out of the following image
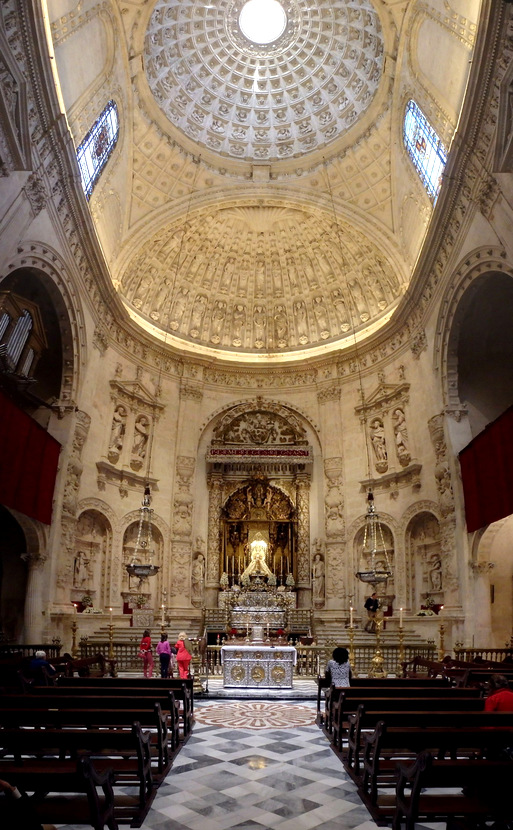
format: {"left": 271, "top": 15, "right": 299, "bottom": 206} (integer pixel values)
{"left": 175, "top": 632, "right": 191, "bottom": 679}
{"left": 139, "top": 629, "right": 153, "bottom": 678}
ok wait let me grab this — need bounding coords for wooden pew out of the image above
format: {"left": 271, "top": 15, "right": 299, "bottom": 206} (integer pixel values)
{"left": 393, "top": 750, "right": 512, "bottom": 830}
{"left": 0, "top": 721, "right": 155, "bottom": 826}
{"left": 0, "top": 703, "right": 174, "bottom": 774}
{"left": 344, "top": 703, "right": 513, "bottom": 779}
{"left": 324, "top": 685, "right": 482, "bottom": 737}
{"left": 315, "top": 675, "right": 449, "bottom": 721}
{"left": 359, "top": 720, "right": 513, "bottom": 823}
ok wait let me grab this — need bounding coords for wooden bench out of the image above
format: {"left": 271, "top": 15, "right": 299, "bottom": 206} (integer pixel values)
{"left": 393, "top": 750, "right": 512, "bottom": 830}
{"left": 0, "top": 721, "right": 155, "bottom": 826}
{"left": 2, "top": 686, "right": 192, "bottom": 740}
{"left": 315, "top": 675, "right": 449, "bottom": 721}
{"left": 326, "top": 687, "right": 482, "bottom": 742}
{"left": 359, "top": 720, "right": 513, "bottom": 824}
{"left": 344, "top": 703, "right": 513, "bottom": 779}
{"left": 0, "top": 703, "right": 174, "bottom": 775}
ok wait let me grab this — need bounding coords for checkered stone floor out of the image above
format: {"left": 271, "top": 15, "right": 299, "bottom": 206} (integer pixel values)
{"left": 55, "top": 699, "right": 448, "bottom": 829}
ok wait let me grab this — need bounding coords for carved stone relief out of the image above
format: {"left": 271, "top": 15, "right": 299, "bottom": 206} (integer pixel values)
{"left": 324, "top": 458, "right": 345, "bottom": 539}
{"left": 428, "top": 414, "right": 454, "bottom": 518}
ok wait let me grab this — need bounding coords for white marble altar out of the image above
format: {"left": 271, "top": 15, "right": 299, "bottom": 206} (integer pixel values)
{"left": 221, "top": 644, "right": 297, "bottom": 688}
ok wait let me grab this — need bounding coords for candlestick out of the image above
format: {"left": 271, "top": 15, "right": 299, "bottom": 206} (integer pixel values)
{"left": 350, "top": 606, "right": 353, "bottom": 628}
{"left": 399, "top": 607, "right": 403, "bottom": 628}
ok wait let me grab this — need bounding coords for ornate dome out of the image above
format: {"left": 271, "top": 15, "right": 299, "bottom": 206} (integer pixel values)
{"left": 120, "top": 202, "right": 402, "bottom": 354}
{"left": 144, "top": 0, "right": 384, "bottom": 164}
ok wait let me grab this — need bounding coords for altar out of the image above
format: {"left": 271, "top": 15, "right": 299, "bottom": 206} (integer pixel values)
{"left": 221, "top": 644, "right": 297, "bottom": 689}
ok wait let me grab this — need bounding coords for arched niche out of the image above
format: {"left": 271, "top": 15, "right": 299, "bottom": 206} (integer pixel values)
{"left": 0, "top": 504, "right": 28, "bottom": 640}
{"left": 474, "top": 516, "right": 513, "bottom": 647}
{"left": 353, "top": 519, "right": 395, "bottom": 615}
{"left": 456, "top": 271, "right": 513, "bottom": 436}
{"left": 0, "top": 265, "right": 75, "bottom": 426}
{"left": 72, "top": 510, "right": 113, "bottom": 612}
{"left": 121, "top": 519, "right": 164, "bottom": 609}
{"left": 405, "top": 511, "right": 442, "bottom": 614}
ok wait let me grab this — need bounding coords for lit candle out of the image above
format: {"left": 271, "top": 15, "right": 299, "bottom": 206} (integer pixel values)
{"left": 73, "top": 603, "right": 77, "bottom": 615}
{"left": 266, "top": 622, "right": 269, "bottom": 638}
{"left": 399, "top": 607, "right": 403, "bottom": 628}
{"left": 350, "top": 606, "right": 353, "bottom": 628}
{"left": 109, "top": 606, "right": 113, "bottom": 622}
{"left": 161, "top": 604, "right": 165, "bottom": 625}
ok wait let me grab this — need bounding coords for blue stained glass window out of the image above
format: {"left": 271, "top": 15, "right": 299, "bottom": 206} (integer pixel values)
{"left": 403, "top": 99, "right": 447, "bottom": 202}
{"left": 76, "top": 100, "right": 119, "bottom": 200}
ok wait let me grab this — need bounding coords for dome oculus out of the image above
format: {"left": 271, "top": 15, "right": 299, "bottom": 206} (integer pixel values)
{"left": 239, "top": 0, "right": 287, "bottom": 45}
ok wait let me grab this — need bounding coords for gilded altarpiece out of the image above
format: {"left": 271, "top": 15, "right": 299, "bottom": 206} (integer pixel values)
{"left": 205, "top": 401, "right": 313, "bottom": 594}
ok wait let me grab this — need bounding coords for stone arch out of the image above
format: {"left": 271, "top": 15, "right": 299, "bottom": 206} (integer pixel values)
{"left": 403, "top": 508, "right": 443, "bottom": 614}
{"left": 0, "top": 242, "right": 87, "bottom": 408}
{"left": 120, "top": 508, "right": 169, "bottom": 606}
{"left": 433, "top": 246, "right": 513, "bottom": 434}
{"left": 73, "top": 506, "right": 115, "bottom": 612}
{"left": 200, "top": 395, "right": 321, "bottom": 442}
{"left": 347, "top": 507, "right": 399, "bottom": 612}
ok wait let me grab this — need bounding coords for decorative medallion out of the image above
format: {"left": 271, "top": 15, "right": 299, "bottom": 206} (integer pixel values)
{"left": 271, "top": 664, "right": 286, "bottom": 682}
{"left": 255, "top": 651, "right": 263, "bottom": 659}
{"left": 194, "top": 701, "right": 317, "bottom": 728}
{"left": 251, "top": 665, "right": 266, "bottom": 682}
{"left": 230, "top": 665, "right": 245, "bottom": 681}
{"left": 274, "top": 651, "right": 284, "bottom": 659}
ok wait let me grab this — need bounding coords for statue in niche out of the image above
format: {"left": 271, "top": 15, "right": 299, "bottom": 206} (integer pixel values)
{"left": 189, "top": 294, "right": 207, "bottom": 337}
{"left": 332, "top": 289, "right": 350, "bottom": 331}
{"left": 429, "top": 557, "right": 443, "bottom": 592}
{"left": 370, "top": 419, "right": 388, "bottom": 466}
{"left": 232, "top": 304, "right": 246, "bottom": 345}
{"left": 312, "top": 295, "right": 329, "bottom": 337}
{"left": 219, "top": 257, "right": 236, "bottom": 293}
{"left": 312, "top": 552, "right": 325, "bottom": 603}
{"left": 73, "top": 550, "right": 93, "bottom": 589}
{"left": 109, "top": 405, "right": 127, "bottom": 458}
{"left": 294, "top": 300, "right": 308, "bottom": 344}
{"left": 253, "top": 305, "right": 267, "bottom": 346}
{"left": 242, "top": 533, "right": 273, "bottom": 578}
{"left": 169, "top": 287, "right": 189, "bottom": 330}
{"left": 393, "top": 408, "right": 410, "bottom": 463}
{"left": 274, "top": 305, "right": 288, "bottom": 345}
{"left": 132, "top": 415, "right": 150, "bottom": 464}
{"left": 191, "top": 553, "right": 205, "bottom": 603}
{"left": 210, "top": 300, "right": 226, "bottom": 344}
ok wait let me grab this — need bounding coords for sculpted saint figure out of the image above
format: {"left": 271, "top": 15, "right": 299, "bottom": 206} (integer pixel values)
{"left": 370, "top": 419, "right": 387, "bottom": 462}
{"left": 109, "top": 405, "right": 126, "bottom": 451}
{"left": 312, "top": 553, "right": 325, "bottom": 601}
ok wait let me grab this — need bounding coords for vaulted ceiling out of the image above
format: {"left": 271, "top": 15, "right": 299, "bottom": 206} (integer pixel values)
{"left": 48, "top": 0, "right": 481, "bottom": 360}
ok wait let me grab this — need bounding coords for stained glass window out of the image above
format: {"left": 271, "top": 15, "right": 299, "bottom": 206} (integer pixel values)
{"left": 403, "top": 99, "right": 447, "bottom": 202}
{"left": 76, "top": 100, "right": 119, "bottom": 200}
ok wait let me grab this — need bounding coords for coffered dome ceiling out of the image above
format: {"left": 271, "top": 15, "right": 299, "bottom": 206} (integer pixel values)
{"left": 47, "top": 0, "right": 480, "bottom": 360}
{"left": 145, "top": 0, "right": 384, "bottom": 164}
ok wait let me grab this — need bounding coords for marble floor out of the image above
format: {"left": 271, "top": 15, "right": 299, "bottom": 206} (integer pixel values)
{"left": 55, "top": 698, "right": 448, "bottom": 830}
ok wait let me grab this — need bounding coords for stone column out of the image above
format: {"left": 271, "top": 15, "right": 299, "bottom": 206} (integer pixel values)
{"left": 22, "top": 552, "right": 48, "bottom": 641}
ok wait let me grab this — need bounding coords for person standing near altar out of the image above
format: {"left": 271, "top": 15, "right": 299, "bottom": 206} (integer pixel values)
{"left": 364, "top": 592, "right": 379, "bottom": 632}
{"left": 175, "top": 631, "right": 192, "bottom": 679}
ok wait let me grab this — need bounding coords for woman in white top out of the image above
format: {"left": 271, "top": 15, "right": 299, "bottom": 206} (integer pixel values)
{"left": 325, "top": 647, "right": 352, "bottom": 687}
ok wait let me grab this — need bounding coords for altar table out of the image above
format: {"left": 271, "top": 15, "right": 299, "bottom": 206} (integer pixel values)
{"left": 221, "top": 644, "right": 297, "bottom": 688}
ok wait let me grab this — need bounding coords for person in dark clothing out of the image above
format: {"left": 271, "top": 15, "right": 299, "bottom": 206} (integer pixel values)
{"left": 364, "top": 592, "right": 379, "bottom": 632}
{"left": 0, "top": 778, "right": 56, "bottom": 829}
{"left": 29, "top": 650, "right": 57, "bottom": 685}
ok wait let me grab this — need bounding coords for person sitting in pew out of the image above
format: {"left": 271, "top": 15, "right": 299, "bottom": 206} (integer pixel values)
{"left": 0, "top": 778, "right": 56, "bottom": 830}
{"left": 325, "top": 647, "right": 352, "bottom": 687}
{"left": 485, "top": 674, "right": 513, "bottom": 711}
{"left": 29, "top": 650, "right": 57, "bottom": 685}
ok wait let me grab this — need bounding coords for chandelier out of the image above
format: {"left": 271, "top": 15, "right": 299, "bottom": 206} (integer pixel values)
{"left": 355, "top": 490, "right": 392, "bottom": 585}
{"left": 126, "top": 484, "right": 159, "bottom": 584}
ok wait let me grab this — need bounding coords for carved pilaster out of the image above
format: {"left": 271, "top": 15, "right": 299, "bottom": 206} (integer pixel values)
{"left": 206, "top": 476, "right": 224, "bottom": 586}
{"left": 428, "top": 413, "right": 455, "bottom": 519}
{"left": 296, "top": 475, "right": 310, "bottom": 585}
{"left": 324, "top": 458, "right": 345, "bottom": 539}
{"left": 172, "top": 456, "right": 195, "bottom": 538}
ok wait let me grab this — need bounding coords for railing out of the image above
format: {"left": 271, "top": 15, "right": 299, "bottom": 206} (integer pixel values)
{"left": 205, "top": 643, "right": 437, "bottom": 678}
{"left": 0, "top": 642, "right": 62, "bottom": 659}
{"left": 80, "top": 641, "right": 140, "bottom": 671}
{"left": 454, "top": 647, "right": 513, "bottom": 664}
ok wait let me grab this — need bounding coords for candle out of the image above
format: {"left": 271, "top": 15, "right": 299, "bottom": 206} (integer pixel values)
{"left": 266, "top": 622, "right": 269, "bottom": 638}
{"left": 109, "top": 606, "right": 113, "bottom": 621}
{"left": 161, "top": 604, "right": 165, "bottom": 625}
{"left": 399, "top": 607, "right": 403, "bottom": 628}
{"left": 73, "top": 603, "right": 77, "bottom": 615}
{"left": 350, "top": 606, "right": 353, "bottom": 627}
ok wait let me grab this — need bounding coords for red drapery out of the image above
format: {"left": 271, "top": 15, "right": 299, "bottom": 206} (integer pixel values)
{"left": 0, "top": 389, "right": 61, "bottom": 525}
{"left": 459, "top": 404, "right": 513, "bottom": 532}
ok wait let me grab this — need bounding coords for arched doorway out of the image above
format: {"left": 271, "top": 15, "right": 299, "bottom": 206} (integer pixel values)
{"left": 0, "top": 505, "right": 28, "bottom": 640}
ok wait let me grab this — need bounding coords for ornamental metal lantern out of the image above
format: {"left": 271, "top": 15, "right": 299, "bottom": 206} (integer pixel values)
{"left": 126, "top": 484, "right": 159, "bottom": 586}
{"left": 355, "top": 490, "right": 392, "bottom": 586}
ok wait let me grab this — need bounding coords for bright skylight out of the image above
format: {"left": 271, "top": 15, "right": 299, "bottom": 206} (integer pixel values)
{"left": 239, "top": 0, "right": 287, "bottom": 45}
{"left": 403, "top": 99, "right": 447, "bottom": 202}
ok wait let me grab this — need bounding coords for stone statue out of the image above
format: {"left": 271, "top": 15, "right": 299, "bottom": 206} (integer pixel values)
{"left": 132, "top": 415, "right": 150, "bottom": 459}
{"left": 242, "top": 534, "right": 273, "bottom": 578}
{"left": 312, "top": 552, "right": 325, "bottom": 602}
{"left": 370, "top": 419, "right": 387, "bottom": 462}
{"left": 393, "top": 408, "right": 410, "bottom": 461}
{"left": 109, "top": 405, "right": 126, "bottom": 453}
{"left": 429, "top": 557, "right": 442, "bottom": 592}
{"left": 191, "top": 553, "right": 205, "bottom": 600}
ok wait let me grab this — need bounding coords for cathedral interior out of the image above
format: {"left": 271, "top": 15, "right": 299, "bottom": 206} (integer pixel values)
{"left": 1, "top": 0, "right": 513, "bottom": 655}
